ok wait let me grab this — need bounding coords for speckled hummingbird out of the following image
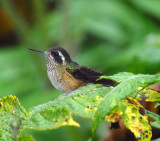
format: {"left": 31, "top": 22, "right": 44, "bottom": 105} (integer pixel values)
{"left": 29, "top": 46, "right": 119, "bottom": 129}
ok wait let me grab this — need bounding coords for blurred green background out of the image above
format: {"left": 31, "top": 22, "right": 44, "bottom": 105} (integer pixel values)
{"left": 0, "top": 0, "right": 160, "bottom": 140}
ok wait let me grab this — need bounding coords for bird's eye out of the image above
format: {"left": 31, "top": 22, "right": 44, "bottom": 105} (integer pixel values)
{"left": 52, "top": 52, "right": 59, "bottom": 56}
{"left": 51, "top": 51, "right": 63, "bottom": 64}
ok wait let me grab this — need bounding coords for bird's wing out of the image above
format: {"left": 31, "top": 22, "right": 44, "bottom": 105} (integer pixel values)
{"left": 67, "top": 63, "right": 119, "bottom": 129}
{"left": 67, "top": 63, "right": 115, "bottom": 86}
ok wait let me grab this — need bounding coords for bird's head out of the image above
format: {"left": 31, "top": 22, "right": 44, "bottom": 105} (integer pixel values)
{"left": 29, "top": 46, "right": 72, "bottom": 68}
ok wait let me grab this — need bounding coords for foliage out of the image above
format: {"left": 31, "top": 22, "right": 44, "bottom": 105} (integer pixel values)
{"left": 120, "top": 98, "right": 152, "bottom": 141}
{"left": 1, "top": 73, "right": 160, "bottom": 141}
{"left": 93, "top": 73, "right": 160, "bottom": 133}
{"left": 0, "top": 95, "right": 27, "bottom": 141}
{"left": 145, "top": 110, "right": 160, "bottom": 129}
{"left": 18, "top": 135, "right": 35, "bottom": 141}
{"left": 1, "top": 0, "right": 160, "bottom": 141}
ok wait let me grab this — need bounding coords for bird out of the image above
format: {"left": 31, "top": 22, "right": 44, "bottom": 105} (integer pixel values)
{"left": 29, "top": 46, "right": 119, "bottom": 129}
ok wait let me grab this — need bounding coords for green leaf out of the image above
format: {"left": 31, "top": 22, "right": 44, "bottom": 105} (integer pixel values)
{"left": 18, "top": 135, "right": 35, "bottom": 141}
{"left": 154, "top": 103, "right": 160, "bottom": 108}
{"left": 24, "top": 107, "right": 80, "bottom": 130}
{"left": 1, "top": 74, "right": 160, "bottom": 140}
{"left": 20, "top": 85, "right": 111, "bottom": 132}
{"left": 131, "top": 1, "right": 160, "bottom": 19}
{"left": 0, "top": 95, "right": 28, "bottom": 141}
{"left": 93, "top": 74, "right": 160, "bottom": 135}
{"left": 97, "top": 72, "right": 135, "bottom": 83}
{"left": 29, "top": 84, "right": 112, "bottom": 119}
{"left": 145, "top": 110, "right": 160, "bottom": 129}
{"left": 150, "top": 121, "right": 160, "bottom": 129}
{"left": 0, "top": 85, "right": 112, "bottom": 140}
{"left": 145, "top": 110, "right": 160, "bottom": 121}
{"left": 21, "top": 84, "right": 111, "bottom": 131}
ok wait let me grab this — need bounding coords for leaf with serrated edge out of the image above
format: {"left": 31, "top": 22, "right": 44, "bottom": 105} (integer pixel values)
{"left": 93, "top": 74, "right": 160, "bottom": 135}
{"left": 29, "top": 84, "right": 112, "bottom": 119}
{"left": 20, "top": 85, "right": 111, "bottom": 132}
{"left": 24, "top": 107, "right": 79, "bottom": 130}
{"left": 2, "top": 74, "right": 160, "bottom": 140}
{"left": 0, "top": 95, "right": 28, "bottom": 141}
{"left": 97, "top": 72, "right": 135, "bottom": 83}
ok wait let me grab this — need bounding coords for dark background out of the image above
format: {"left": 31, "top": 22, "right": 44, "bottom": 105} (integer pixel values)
{"left": 0, "top": 0, "right": 160, "bottom": 140}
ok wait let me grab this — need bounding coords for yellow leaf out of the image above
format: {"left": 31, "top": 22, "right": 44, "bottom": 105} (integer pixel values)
{"left": 120, "top": 99, "right": 152, "bottom": 141}
{"left": 105, "top": 106, "right": 122, "bottom": 122}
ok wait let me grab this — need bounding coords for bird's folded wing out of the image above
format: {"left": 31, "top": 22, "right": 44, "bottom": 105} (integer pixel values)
{"left": 68, "top": 64, "right": 115, "bottom": 86}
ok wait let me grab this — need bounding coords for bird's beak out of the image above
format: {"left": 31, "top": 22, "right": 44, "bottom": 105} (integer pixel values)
{"left": 29, "top": 48, "right": 47, "bottom": 54}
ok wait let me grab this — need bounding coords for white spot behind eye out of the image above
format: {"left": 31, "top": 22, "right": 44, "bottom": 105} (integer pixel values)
{"left": 58, "top": 51, "right": 65, "bottom": 63}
